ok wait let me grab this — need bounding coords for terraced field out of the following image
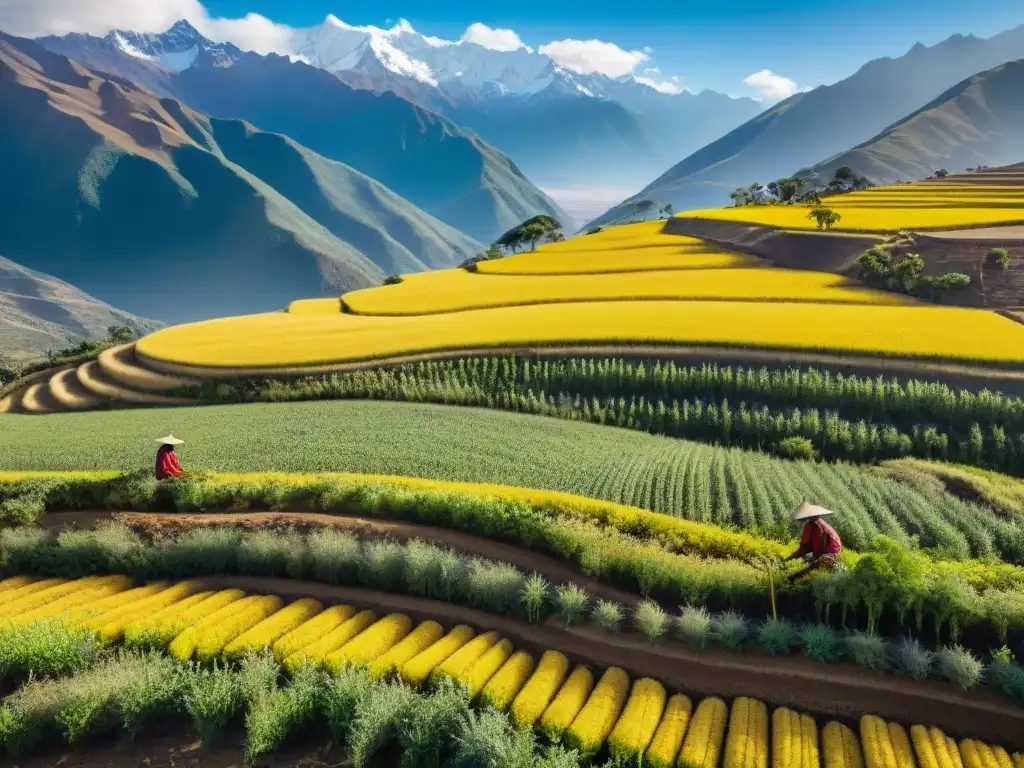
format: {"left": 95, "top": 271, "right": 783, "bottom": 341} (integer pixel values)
{"left": 679, "top": 183, "right": 1024, "bottom": 232}
{"left": 0, "top": 573, "right": 1020, "bottom": 765}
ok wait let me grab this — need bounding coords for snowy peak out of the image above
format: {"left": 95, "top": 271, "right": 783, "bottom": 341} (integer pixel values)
{"left": 104, "top": 20, "right": 241, "bottom": 72}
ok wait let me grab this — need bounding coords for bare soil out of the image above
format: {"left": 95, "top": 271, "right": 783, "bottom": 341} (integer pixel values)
{"left": 38, "top": 511, "right": 1024, "bottom": 749}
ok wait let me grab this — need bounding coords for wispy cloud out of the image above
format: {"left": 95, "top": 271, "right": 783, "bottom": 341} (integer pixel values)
{"left": 538, "top": 38, "right": 649, "bottom": 77}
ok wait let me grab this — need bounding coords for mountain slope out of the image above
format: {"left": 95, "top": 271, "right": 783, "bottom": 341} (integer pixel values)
{"left": 802, "top": 60, "right": 1024, "bottom": 184}
{"left": 590, "top": 25, "right": 1024, "bottom": 225}
{"left": 37, "top": 23, "right": 571, "bottom": 242}
{"left": 1, "top": 256, "right": 159, "bottom": 362}
{"left": 0, "top": 33, "right": 480, "bottom": 323}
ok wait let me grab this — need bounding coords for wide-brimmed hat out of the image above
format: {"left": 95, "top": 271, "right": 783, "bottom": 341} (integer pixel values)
{"left": 156, "top": 435, "right": 184, "bottom": 446}
{"left": 791, "top": 502, "right": 834, "bottom": 521}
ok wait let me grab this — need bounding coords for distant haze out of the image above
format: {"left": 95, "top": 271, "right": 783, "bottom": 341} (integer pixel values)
{"left": 543, "top": 187, "right": 640, "bottom": 224}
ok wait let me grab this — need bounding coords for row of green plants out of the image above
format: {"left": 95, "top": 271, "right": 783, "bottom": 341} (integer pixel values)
{"left": 1, "top": 498, "right": 1022, "bottom": 663}
{"left": 0, "top": 640, "right": 580, "bottom": 767}
{"left": 2, "top": 473, "right": 1023, "bottom": 642}
{"left": 178, "top": 357, "right": 1024, "bottom": 475}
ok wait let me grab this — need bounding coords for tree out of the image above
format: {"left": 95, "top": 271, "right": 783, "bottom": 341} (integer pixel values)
{"left": 807, "top": 206, "right": 841, "bottom": 230}
{"left": 934, "top": 169, "right": 949, "bottom": 178}
{"left": 547, "top": 231, "right": 566, "bottom": 243}
{"left": 493, "top": 215, "right": 562, "bottom": 253}
{"left": 833, "top": 166, "right": 857, "bottom": 183}
{"left": 662, "top": 203, "right": 673, "bottom": 218}
{"left": 886, "top": 253, "right": 925, "bottom": 293}
{"left": 106, "top": 325, "right": 135, "bottom": 344}
{"left": 729, "top": 188, "right": 749, "bottom": 207}
{"left": 988, "top": 247, "right": 1012, "bottom": 270}
{"left": 0, "top": 356, "right": 18, "bottom": 387}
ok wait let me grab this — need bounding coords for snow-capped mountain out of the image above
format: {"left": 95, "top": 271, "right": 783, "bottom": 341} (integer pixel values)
{"left": 37, "top": 17, "right": 761, "bottom": 189}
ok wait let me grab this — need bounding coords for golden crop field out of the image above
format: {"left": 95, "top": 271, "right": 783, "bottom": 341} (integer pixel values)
{"left": 477, "top": 222, "right": 757, "bottom": 275}
{"left": 680, "top": 183, "right": 1024, "bottom": 232}
{"left": 341, "top": 267, "right": 912, "bottom": 316}
{"left": 136, "top": 298, "right": 1024, "bottom": 367}
{"left": 1, "top": 573, "right": 1020, "bottom": 768}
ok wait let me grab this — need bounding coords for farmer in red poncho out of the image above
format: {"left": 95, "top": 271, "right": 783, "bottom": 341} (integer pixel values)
{"left": 786, "top": 502, "right": 842, "bottom": 582}
{"left": 155, "top": 435, "right": 186, "bottom": 480}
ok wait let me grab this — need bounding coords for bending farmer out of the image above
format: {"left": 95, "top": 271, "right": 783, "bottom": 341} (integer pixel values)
{"left": 155, "top": 435, "right": 186, "bottom": 480}
{"left": 786, "top": 502, "right": 842, "bottom": 582}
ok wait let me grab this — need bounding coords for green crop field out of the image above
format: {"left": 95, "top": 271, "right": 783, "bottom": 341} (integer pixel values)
{"left": 2, "top": 400, "right": 1020, "bottom": 562}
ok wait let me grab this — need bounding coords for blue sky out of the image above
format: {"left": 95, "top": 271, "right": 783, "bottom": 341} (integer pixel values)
{"left": 202, "top": 0, "right": 1024, "bottom": 94}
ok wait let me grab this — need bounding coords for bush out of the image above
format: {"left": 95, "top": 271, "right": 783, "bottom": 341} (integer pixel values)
{"left": 245, "top": 664, "right": 324, "bottom": 761}
{"left": 184, "top": 664, "right": 244, "bottom": 745}
{"left": 117, "top": 653, "right": 188, "bottom": 737}
{"left": 347, "top": 680, "right": 417, "bottom": 767}
{"left": 892, "top": 637, "right": 933, "bottom": 680}
{"left": 520, "top": 573, "right": 550, "bottom": 625}
{"left": 774, "top": 437, "right": 816, "bottom": 461}
{"left": 757, "top": 618, "right": 797, "bottom": 656}
{"left": 988, "top": 248, "right": 1012, "bottom": 270}
{"left": 396, "top": 679, "right": 469, "bottom": 768}
{"left": 988, "top": 649, "right": 1024, "bottom": 706}
{"left": 843, "top": 631, "right": 888, "bottom": 671}
{"left": 591, "top": 600, "right": 624, "bottom": 632}
{"left": 936, "top": 645, "right": 983, "bottom": 691}
{"left": 553, "top": 584, "right": 589, "bottom": 628}
{"left": 0, "top": 619, "right": 100, "bottom": 683}
{"left": 0, "top": 494, "right": 46, "bottom": 528}
{"left": 711, "top": 611, "right": 749, "bottom": 651}
{"left": 383, "top": 275, "right": 404, "bottom": 285}
{"left": 634, "top": 600, "right": 669, "bottom": 644}
{"left": 799, "top": 624, "right": 841, "bottom": 662}
{"left": 676, "top": 605, "right": 712, "bottom": 649}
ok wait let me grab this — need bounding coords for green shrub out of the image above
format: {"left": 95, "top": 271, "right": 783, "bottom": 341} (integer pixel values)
{"left": 936, "top": 645, "right": 984, "bottom": 691}
{"left": 307, "top": 528, "right": 362, "bottom": 584}
{"left": 676, "top": 605, "right": 712, "bottom": 649}
{"left": 987, "top": 650, "right": 1024, "bottom": 706}
{"left": 844, "top": 631, "right": 888, "bottom": 671}
{"left": 758, "top": 618, "right": 797, "bottom": 656}
{"left": 519, "top": 573, "right": 550, "bottom": 625}
{"left": 324, "top": 667, "right": 373, "bottom": 740}
{"left": 774, "top": 436, "right": 816, "bottom": 461}
{"left": 359, "top": 540, "right": 408, "bottom": 592}
{"left": 591, "top": 600, "right": 624, "bottom": 632}
{"left": 892, "top": 637, "right": 933, "bottom": 680}
{"left": 0, "top": 493, "right": 46, "bottom": 528}
{"left": 553, "top": 584, "right": 589, "bottom": 628}
{"left": 451, "top": 708, "right": 538, "bottom": 768}
{"left": 383, "top": 275, "right": 404, "bottom": 285}
{"left": 237, "top": 530, "right": 305, "bottom": 577}
{"left": 183, "top": 664, "right": 244, "bottom": 745}
{"left": 465, "top": 560, "right": 525, "bottom": 617}
{"left": 711, "top": 611, "right": 749, "bottom": 651}
{"left": 347, "top": 680, "right": 418, "bottom": 767}
{"left": 117, "top": 652, "right": 188, "bottom": 737}
{"left": 799, "top": 623, "right": 841, "bottom": 662}
{"left": 988, "top": 248, "right": 1012, "bottom": 270}
{"left": 245, "top": 664, "right": 325, "bottom": 761}
{"left": 0, "top": 619, "right": 100, "bottom": 683}
{"left": 396, "top": 679, "right": 469, "bottom": 768}
{"left": 634, "top": 600, "right": 669, "bottom": 644}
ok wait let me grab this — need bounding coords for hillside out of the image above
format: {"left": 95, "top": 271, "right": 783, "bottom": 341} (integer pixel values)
{"left": 0, "top": 256, "right": 158, "bottom": 362}
{"left": 590, "top": 25, "right": 1024, "bottom": 226}
{"left": 37, "top": 25, "right": 571, "bottom": 242}
{"left": 802, "top": 60, "right": 1024, "bottom": 184}
{"left": 0, "top": 34, "right": 481, "bottom": 323}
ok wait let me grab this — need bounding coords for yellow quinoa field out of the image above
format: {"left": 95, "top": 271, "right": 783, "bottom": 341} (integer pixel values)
{"left": 340, "top": 267, "right": 912, "bottom": 316}
{"left": 137, "top": 298, "right": 1024, "bottom": 368}
{"left": 679, "top": 183, "right": 1024, "bottom": 232}
{"left": 0, "top": 574, "right": 1020, "bottom": 766}
{"left": 124, "top": 210, "right": 1024, "bottom": 369}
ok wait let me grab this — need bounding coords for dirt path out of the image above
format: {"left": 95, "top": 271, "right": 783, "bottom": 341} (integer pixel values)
{"left": 188, "top": 575, "right": 1024, "bottom": 748}
{"left": 923, "top": 226, "right": 1024, "bottom": 241}
{"left": 43, "top": 510, "right": 641, "bottom": 606}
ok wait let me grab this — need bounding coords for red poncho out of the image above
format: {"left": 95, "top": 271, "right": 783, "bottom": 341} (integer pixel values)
{"left": 793, "top": 519, "right": 842, "bottom": 559}
{"left": 156, "top": 445, "right": 184, "bottom": 480}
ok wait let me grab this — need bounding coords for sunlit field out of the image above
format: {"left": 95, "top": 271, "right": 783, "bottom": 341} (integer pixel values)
{"left": 679, "top": 184, "right": 1024, "bottom": 232}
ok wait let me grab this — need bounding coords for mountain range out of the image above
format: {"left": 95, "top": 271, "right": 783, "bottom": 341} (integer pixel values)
{"left": 801, "top": 59, "right": 1024, "bottom": 186}
{"left": 37, "top": 21, "right": 570, "bottom": 244}
{"left": 40, "top": 18, "right": 762, "bottom": 191}
{"left": 0, "top": 256, "right": 158, "bottom": 363}
{"left": 0, "top": 33, "right": 481, "bottom": 323}
{"left": 591, "top": 24, "right": 1024, "bottom": 227}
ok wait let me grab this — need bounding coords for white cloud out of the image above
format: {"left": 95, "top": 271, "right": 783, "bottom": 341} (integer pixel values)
{"left": 459, "top": 22, "right": 528, "bottom": 52}
{"left": 538, "top": 38, "right": 648, "bottom": 77}
{"left": 0, "top": 0, "right": 293, "bottom": 55}
{"left": 743, "top": 69, "right": 802, "bottom": 101}
{"left": 634, "top": 75, "right": 685, "bottom": 95}
{"left": 643, "top": 66, "right": 660, "bottom": 75}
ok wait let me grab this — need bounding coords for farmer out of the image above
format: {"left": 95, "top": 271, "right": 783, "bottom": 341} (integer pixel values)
{"left": 155, "top": 435, "right": 186, "bottom": 480}
{"left": 785, "top": 502, "right": 842, "bottom": 582}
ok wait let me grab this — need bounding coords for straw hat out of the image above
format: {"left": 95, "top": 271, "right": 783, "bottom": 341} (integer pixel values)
{"left": 156, "top": 435, "right": 184, "bottom": 446}
{"left": 791, "top": 502, "right": 834, "bottom": 521}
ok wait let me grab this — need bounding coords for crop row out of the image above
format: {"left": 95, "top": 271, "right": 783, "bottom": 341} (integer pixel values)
{"left": 202, "top": 356, "right": 1024, "bottom": 448}
{"left": 2, "top": 474, "right": 1023, "bottom": 651}
{"left": 0, "top": 574, "right": 1021, "bottom": 766}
